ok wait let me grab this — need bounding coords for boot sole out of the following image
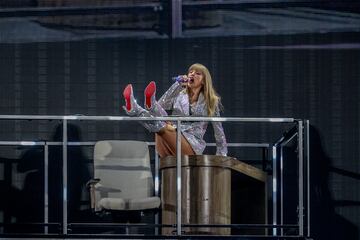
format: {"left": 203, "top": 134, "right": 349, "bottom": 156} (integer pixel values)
{"left": 144, "top": 81, "right": 156, "bottom": 109}
{"left": 123, "top": 84, "right": 133, "bottom": 112}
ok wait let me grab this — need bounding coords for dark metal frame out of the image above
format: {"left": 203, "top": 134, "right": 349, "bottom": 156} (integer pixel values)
{"left": 0, "top": 0, "right": 359, "bottom": 38}
{"left": 0, "top": 115, "right": 309, "bottom": 238}
{"left": 272, "top": 120, "right": 310, "bottom": 237}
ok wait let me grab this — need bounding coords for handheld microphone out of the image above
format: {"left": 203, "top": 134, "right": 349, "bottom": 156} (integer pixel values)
{"left": 172, "top": 76, "right": 193, "bottom": 83}
{"left": 172, "top": 76, "right": 186, "bottom": 82}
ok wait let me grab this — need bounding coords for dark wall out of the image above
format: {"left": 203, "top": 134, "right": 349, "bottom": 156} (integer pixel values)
{"left": 0, "top": 32, "right": 360, "bottom": 239}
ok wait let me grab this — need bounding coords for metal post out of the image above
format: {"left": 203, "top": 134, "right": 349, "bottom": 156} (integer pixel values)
{"left": 262, "top": 147, "right": 267, "bottom": 171}
{"left": 176, "top": 120, "right": 182, "bottom": 235}
{"left": 305, "top": 120, "right": 310, "bottom": 237}
{"left": 44, "top": 143, "right": 49, "bottom": 234}
{"left": 298, "top": 120, "right": 304, "bottom": 236}
{"left": 62, "top": 120, "right": 68, "bottom": 235}
{"left": 154, "top": 149, "right": 160, "bottom": 235}
{"left": 171, "top": 0, "right": 182, "bottom": 37}
{"left": 272, "top": 145, "right": 277, "bottom": 236}
{"left": 280, "top": 146, "right": 284, "bottom": 236}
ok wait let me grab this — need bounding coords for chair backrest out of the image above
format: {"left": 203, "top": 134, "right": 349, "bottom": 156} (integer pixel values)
{"left": 93, "top": 140, "right": 154, "bottom": 200}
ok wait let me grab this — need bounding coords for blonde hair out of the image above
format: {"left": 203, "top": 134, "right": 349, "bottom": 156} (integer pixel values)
{"left": 188, "top": 63, "right": 221, "bottom": 116}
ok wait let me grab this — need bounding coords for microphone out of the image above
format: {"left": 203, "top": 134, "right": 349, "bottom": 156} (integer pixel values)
{"left": 172, "top": 76, "right": 186, "bottom": 82}
{"left": 172, "top": 76, "right": 193, "bottom": 83}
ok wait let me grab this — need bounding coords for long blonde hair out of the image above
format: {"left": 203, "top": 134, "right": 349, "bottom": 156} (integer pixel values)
{"left": 188, "top": 63, "right": 221, "bottom": 116}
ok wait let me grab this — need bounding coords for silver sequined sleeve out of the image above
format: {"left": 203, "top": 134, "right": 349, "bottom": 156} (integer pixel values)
{"left": 212, "top": 105, "right": 228, "bottom": 156}
{"left": 158, "top": 81, "right": 184, "bottom": 110}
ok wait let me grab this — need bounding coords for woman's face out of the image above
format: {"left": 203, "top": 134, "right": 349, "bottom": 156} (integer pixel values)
{"left": 187, "top": 69, "right": 204, "bottom": 89}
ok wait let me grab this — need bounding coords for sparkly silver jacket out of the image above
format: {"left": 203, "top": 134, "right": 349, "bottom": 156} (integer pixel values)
{"left": 158, "top": 82, "right": 228, "bottom": 156}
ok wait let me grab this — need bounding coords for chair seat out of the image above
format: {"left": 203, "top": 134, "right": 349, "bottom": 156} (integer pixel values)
{"left": 98, "top": 198, "right": 126, "bottom": 210}
{"left": 128, "top": 196, "right": 161, "bottom": 210}
{"left": 98, "top": 196, "right": 161, "bottom": 211}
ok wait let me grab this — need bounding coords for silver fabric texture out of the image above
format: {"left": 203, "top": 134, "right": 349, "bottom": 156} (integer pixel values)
{"left": 123, "top": 96, "right": 165, "bottom": 133}
{"left": 148, "top": 100, "right": 168, "bottom": 117}
{"left": 157, "top": 82, "right": 228, "bottom": 156}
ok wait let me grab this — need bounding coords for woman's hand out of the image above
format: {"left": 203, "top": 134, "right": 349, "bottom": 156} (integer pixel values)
{"left": 179, "top": 75, "right": 190, "bottom": 87}
{"left": 174, "top": 75, "right": 189, "bottom": 82}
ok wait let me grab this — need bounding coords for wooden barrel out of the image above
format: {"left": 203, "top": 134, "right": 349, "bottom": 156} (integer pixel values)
{"left": 160, "top": 155, "right": 233, "bottom": 235}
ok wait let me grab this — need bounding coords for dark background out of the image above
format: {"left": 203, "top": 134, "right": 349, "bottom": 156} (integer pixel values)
{"left": 0, "top": 2, "right": 360, "bottom": 239}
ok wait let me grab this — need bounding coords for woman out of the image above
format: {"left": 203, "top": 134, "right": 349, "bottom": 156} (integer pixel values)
{"left": 123, "top": 63, "right": 227, "bottom": 157}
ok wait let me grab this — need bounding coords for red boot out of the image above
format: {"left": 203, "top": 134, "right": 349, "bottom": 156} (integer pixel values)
{"left": 123, "top": 84, "right": 133, "bottom": 112}
{"left": 144, "top": 81, "right": 156, "bottom": 110}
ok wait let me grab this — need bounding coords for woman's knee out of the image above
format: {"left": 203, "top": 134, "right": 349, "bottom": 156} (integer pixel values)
{"left": 158, "top": 124, "right": 176, "bottom": 135}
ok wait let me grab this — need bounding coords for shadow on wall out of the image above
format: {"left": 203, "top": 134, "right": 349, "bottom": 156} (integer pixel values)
{"left": 0, "top": 146, "right": 44, "bottom": 233}
{"left": 49, "top": 123, "right": 91, "bottom": 226}
{"left": 0, "top": 123, "right": 91, "bottom": 234}
{"left": 310, "top": 125, "right": 358, "bottom": 240}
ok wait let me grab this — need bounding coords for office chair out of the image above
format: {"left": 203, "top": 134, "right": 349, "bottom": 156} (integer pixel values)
{"left": 87, "top": 140, "right": 160, "bottom": 232}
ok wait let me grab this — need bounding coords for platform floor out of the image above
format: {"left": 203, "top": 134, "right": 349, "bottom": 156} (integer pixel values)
{"left": 1, "top": 234, "right": 312, "bottom": 240}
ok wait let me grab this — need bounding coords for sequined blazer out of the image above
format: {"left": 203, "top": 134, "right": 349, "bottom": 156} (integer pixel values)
{"left": 157, "top": 82, "right": 228, "bottom": 156}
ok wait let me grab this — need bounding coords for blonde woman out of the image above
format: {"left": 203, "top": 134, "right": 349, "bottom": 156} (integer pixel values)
{"left": 123, "top": 63, "right": 227, "bottom": 157}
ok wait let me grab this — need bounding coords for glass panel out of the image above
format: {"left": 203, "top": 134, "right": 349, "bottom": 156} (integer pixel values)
{"left": 182, "top": 1, "right": 360, "bottom": 37}
{"left": 0, "top": 0, "right": 165, "bottom": 43}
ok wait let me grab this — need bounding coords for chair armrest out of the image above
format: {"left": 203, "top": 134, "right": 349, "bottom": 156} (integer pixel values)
{"left": 86, "top": 178, "right": 100, "bottom": 188}
{"left": 86, "top": 178, "right": 100, "bottom": 211}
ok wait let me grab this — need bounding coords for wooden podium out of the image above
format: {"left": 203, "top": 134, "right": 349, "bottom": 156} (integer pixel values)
{"left": 160, "top": 155, "right": 267, "bottom": 235}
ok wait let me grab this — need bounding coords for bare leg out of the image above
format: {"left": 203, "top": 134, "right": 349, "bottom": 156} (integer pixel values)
{"left": 155, "top": 124, "right": 195, "bottom": 158}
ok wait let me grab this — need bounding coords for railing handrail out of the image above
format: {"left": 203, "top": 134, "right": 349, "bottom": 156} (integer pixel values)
{"left": 0, "top": 141, "right": 270, "bottom": 148}
{"left": 0, "top": 114, "right": 307, "bottom": 237}
{"left": 0, "top": 114, "right": 295, "bottom": 123}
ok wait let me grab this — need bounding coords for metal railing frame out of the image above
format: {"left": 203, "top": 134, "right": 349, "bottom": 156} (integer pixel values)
{"left": 0, "top": 115, "right": 309, "bottom": 237}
